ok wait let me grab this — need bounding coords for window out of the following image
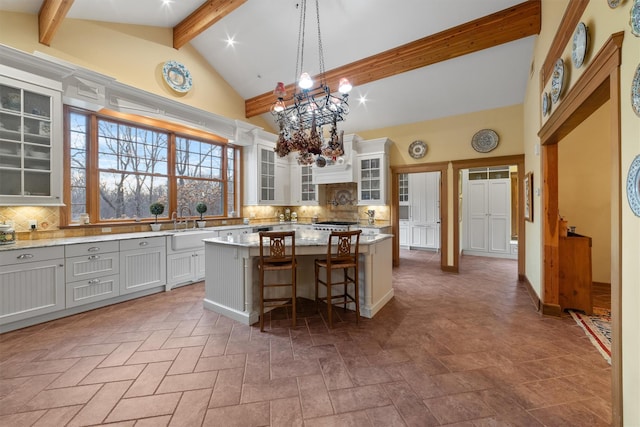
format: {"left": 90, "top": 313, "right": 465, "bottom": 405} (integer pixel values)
{"left": 66, "top": 108, "right": 239, "bottom": 224}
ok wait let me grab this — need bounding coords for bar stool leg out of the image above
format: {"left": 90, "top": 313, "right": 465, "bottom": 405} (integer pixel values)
{"left": 291, "top": 266, "right": 297, "bottom": 328}
{"left": 326, "top": 270, "right": 333, "bottom": 329}
{"left": 259, "top": 268, "right": 265, "bottom": 332}
{"left": 314, "top": 263, "right": 320, "bottom": 314}
{"left": 354, "top": 265, "right": 360, "bottom": 325}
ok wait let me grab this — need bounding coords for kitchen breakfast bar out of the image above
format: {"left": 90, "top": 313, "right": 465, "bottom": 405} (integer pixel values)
{"left": 202, "top": 230, "right": 393, "bottom": 326}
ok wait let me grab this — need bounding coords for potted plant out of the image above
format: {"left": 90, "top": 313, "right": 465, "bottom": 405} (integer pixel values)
{"left": 196, "top": 202, "right": 207, "bottom": 228}
{"left": 149, "top": 202, "right": 165, "bottom": 231}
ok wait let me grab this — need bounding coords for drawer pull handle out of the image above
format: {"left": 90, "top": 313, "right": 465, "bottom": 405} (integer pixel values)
{"left": 88, "top": 255, "right": 100, "bottom": 260}
{"left": 17, "top": 254, "right": 34, "bottom": 260}
{"left": 139, "top": 241, "right": 149, "bottom": 246}
{"left": 88, "top": 247, "right": 100, "bottom": 252}
{"left": 88, "top": 279, "right": 100, "bottom": 284}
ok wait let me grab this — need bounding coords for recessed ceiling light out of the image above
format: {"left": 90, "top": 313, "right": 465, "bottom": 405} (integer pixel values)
{"left": 225, "top": 36, "right": 236, "bottom": 47}
{"left": 358, "top": 95, "right": 367, "bottom": 105}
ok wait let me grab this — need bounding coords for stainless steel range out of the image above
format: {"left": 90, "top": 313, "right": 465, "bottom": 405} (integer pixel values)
{"left": 312, "top": 221, "right": 358, "bottom": 232}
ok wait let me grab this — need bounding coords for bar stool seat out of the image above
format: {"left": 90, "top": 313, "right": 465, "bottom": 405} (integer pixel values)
{"left": 314, "top": 230, "right": 362, "bottom": 328}
{"left": 258, "top": 230, "right": 297, "bottom": 332}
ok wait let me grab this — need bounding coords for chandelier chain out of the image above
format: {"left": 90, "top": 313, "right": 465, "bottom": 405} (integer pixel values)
{"left": 314, "top": 0, "right": 326, "bottom": 84}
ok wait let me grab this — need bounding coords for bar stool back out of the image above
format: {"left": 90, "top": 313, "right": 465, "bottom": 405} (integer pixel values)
{"left": 314, "top": 229, "right": 362, "bottom": 328}
{"left": 258, "top": 230, "right": 297, "bottom": 332}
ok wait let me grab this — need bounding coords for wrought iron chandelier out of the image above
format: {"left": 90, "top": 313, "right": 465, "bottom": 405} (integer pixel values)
{"left": 271, "top": 0, "right": 353, "bottom": 165}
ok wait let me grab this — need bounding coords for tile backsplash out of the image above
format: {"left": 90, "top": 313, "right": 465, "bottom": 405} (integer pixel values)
{"left": 0, "top": 206, "right": 59, "bottom": 231}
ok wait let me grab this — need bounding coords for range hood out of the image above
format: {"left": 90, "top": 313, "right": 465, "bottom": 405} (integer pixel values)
{"left": 311, "top": 134, "right": 360, "bottom": 184}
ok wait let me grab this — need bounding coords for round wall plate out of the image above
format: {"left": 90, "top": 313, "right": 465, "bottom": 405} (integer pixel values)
{"left": 631, "top": 0, "right": 640, "bottom": 37}
{"left": 471, "top": 129, "right": 499, "bottom": 153}
{"left": 542, "top": 92, "right": 550, "bottom": 117}
{"left": 408, "top": 140, "right": 427, "bottom": 159}
{"left": 627, "top": 154, "right": 640, "bottom": 217}
{"left": 551, "top": 58, "right": 565, "bottom": 104}
{"left": 162, "top": 60, "right": 193, "bottom": 93}
{"left": 572, "top": 22, "right": 588, "bottom": 68}
{"left": 632, "top": 63, "right": 640, "bottom": 117}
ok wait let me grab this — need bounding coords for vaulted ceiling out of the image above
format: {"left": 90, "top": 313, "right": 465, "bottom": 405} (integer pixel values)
{"left": 1, "top": 0, "right": 540, "bottom": 134}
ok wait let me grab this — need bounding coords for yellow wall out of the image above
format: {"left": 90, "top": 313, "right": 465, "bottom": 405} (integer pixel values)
{"left": 558, "top": 101, "right": 611, "bottom": 283}
{"left": 523, "top": 1, "right": 640, "bottom": 424}
{"left": 0, "top": 12, "right": 271, "bottom": 130}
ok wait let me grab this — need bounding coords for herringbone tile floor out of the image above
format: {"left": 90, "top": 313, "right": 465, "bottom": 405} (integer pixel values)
{"left": 0, "top": 251, "right": 612, "bottom": 426}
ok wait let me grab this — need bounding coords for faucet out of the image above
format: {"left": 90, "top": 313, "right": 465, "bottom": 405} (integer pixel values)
{"left": 171, "top": 211, "right": 178, "bottom": 230}
{"left": 179, "top": 206, "right": 194, "bottom": 229}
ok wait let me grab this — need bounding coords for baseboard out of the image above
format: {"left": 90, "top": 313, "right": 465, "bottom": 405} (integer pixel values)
{"left": 361, "top": 289, "right": 394, "bottom": 318}
{"left": 520, "top": 274, "right": 541, "bottom": 312}
{"left": 203, "top": 298, "right": 258, "bottom": 325}
{"left": 592, "top": 281, "right": 611, "bottom": 287}
{"left": 542, "top": 303, "right": 562, "bottom": 317}
{"left": 442, "top": 265, "right": 458, "bottom": 273}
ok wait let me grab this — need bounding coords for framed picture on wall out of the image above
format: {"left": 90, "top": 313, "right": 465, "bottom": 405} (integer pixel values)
{"left": 524, "top": 171, "right": 533, "bottom": 222}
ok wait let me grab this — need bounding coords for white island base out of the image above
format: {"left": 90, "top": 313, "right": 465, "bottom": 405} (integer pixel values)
{"left": 203, "top": 231, "right": 394, "bottom": 326}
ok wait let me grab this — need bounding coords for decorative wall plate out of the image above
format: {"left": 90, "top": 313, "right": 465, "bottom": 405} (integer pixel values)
{"left": 471, "top": 129, "right": 499, "bottom": 153}
{"left": 408, "top": 140, "right": 427, "bottom": 159}
{"left": 607, "top": 0, "right": 621, "bottom": 8}
{"left": 162, "top": 60, "right": 192, "bottom": 93}
{"left": 551, "top": 58, "right": 565, "bottom": 104}
{"left": 632, "top": 63, "right": 640, "bottom": 117}
{"left": 572, "top": 22, "right": 588, "bottom": 68}
{"left": 627, "top": 154, "right": 640, "bottom": 217}
{"left": 631, "top": 0, "right": 640, "bottom": 37}
{"left": 542, "top": 91, "right": 550, "bottom": 117}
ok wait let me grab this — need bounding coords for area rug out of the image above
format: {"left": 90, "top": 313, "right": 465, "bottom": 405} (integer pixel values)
{"left": 569, "top": 307, "right": 611, "bottom": 364}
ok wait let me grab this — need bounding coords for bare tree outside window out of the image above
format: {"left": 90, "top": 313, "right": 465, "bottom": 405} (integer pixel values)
{"left": 64, "top": 108, "right": 239, "bottom": 225}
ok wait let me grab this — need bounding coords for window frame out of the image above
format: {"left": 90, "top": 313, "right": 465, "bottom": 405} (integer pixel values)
{"left": 63, "top": 106, "right": 240, "bottom": 226}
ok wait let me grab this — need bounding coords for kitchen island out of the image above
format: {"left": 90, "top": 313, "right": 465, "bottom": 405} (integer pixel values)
{"left": 202, "top": 230, "right": 393, "bottom": 326}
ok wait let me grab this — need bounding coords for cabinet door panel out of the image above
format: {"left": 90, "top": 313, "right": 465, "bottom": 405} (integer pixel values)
{"left": 0, "top": 259, "right": 64, "bottom": 325}
{"left": 120, "top": 246, "right": 166, "bottom": 294}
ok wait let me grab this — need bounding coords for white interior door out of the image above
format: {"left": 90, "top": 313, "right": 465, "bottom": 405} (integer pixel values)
{"left": 488, "top": 180, "right": 510, "bottom": 254}
{"left": 467, "top": 180, "right": 488, "bottom": 252}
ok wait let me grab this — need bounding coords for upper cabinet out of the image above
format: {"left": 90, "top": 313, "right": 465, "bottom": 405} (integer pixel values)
{"left": 291, "top": 164, "right": 324, "bottom": 205}
{"left": 0, "top": 74, "right": 63, "bottom": 206}
{"left": 242, "top": 133, "right": 290, "bottom": 206}
{"left": 356, "top": 138, "right": 391, "bottom": 206}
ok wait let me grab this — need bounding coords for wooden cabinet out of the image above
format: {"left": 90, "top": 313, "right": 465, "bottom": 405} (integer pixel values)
{"left": 0, "top": 73, "right": 63, "bottom": 206}
{"left": 559, "top": 233, "right": 593, "bottom": 314}
{"left": 65, "top": 241, "right": 120, "bottom": 307}
{"left": 119, "top": 236, "right": 166, "bottom": 295}
{"left": 0, "top": 246, "right": 65, "bottom": 327}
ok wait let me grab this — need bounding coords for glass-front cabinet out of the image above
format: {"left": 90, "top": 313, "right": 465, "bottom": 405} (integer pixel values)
{"left": 0, "top": 75, "right": 62, "bottom": 205}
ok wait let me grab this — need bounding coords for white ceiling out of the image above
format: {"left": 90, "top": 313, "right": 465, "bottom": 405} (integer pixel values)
{"left": 0, "top": 0, "right": 536, "bottom": 135}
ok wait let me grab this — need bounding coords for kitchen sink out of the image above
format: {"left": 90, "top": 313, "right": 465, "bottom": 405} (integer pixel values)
{"left": 170, "top": 229, "right": 219, "bottom": 251}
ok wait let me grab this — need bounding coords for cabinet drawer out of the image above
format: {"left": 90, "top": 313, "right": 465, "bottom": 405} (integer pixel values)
{"left": 120, "top": 236, "right": 166, "bottom": 252}
{"left": 0, "top": 246, "right": 64, "bottom": 266}
{"left": 65, "top": 252, "right": 119, "bottom": 282}
{"left": 66, "top": 274, "right": 120, "bottom": 308}
{"left": 65, "top": 241, "right": 119, "bottom": 258}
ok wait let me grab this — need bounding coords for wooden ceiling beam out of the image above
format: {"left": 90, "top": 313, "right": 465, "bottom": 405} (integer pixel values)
{"left": 245, "top": 0, "right": 540, "bottom": 118}
{"left": 38, "top": 0, "right": 75, "bottom": 46}
{"left": 173, "top": 0, "right": 247, "bottom": 49}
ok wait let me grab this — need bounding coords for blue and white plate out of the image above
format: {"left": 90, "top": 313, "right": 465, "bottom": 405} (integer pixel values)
{"left": 632, "top": 0, "right": 640, "bottom": 37}
{"left": 632, "top": 63, "right": 640, "bottom": 117}
{"left": 627, "top": 154, "right": 640, "bottom": 217}
{"left": 162, "top": 60, "right": 193, "bottom": 93}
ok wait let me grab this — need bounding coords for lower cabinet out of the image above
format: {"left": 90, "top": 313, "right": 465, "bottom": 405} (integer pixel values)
{"left": 167, "top": 249, "right": 205, "bottom": 288}
{"left": 399, "top": 221, "right": 410, "bottom": 247}
{"left": 119, "top": 236, "right": 167, "bottom": 295}
{"left": 410, "top": 224, "right": 439, "bottom": 249}
{"left": 65, "top": 241, "right": 120, "bottom": 307}
{"left": 0, "top": 246, "right": 65, "bottom": 326}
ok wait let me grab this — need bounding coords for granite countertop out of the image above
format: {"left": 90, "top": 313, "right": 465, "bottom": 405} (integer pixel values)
{"left": 204, "top": 230, "right": 392, "bottom": 248}
{"left": 0, "top": 221, "right": 392, "bottom": 251}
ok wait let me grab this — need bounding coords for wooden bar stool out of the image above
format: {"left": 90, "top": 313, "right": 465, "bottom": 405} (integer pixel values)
{"left": 257, "top": 230, "right": 297, "bottom": 332}
{"left": 314, "top": 230, "right": 362, "bottom": 328}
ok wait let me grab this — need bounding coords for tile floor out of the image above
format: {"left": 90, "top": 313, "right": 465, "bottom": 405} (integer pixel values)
{"left": 0, "top": 251, "right": 612, "bottom": 426}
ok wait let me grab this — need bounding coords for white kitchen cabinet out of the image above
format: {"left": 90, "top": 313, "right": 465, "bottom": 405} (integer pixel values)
{"left": 0, "top": 72, "right": 63, "bottom": 206}
{"left": 119, "top": 236, "right": 166, "bottom": 295}
{"left": 464, "top": 174, "right": 512, "bottom": 258}
{"left": 220, "top": 227, "right": 252, "bottom": 241}
{"left": 357, "top": 138, "right": 391, "bottom": 206}
{"left": 243, "top": 141, "right": 290, "bottom": 206}
{"left": 408, "top": 172, "right": 440, "bottom": 250}
{"left": 0, "top": 246, "right": 65, "bottom": 327}
{"left": 399, "top": 220, "right": 410, "bottom": 248}
{"left": 65, "top": 241, "right": 120, "bottom": 307}
{"left": 167, "top": 249, "right": 205, "bottom": 288}
{"left": 291, "top": 164, "right": 323, "bottom": 205}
